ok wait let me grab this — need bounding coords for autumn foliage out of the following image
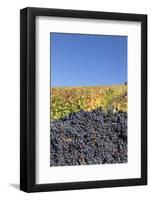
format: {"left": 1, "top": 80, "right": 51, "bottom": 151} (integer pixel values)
{"left": 51, "top": 85, "right": 127, "bottom": 120}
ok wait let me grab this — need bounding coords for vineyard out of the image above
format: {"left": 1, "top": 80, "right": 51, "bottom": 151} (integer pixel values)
{"left": 50, "top": 85, "right": 128, "bottom": 167}
{"left": 51, "top": 85, "right": 127, "bottom": 120}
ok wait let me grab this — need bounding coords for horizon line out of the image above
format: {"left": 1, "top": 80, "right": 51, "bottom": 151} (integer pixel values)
{"left": 51, "top": 83, "right": 127, "bottom": 88}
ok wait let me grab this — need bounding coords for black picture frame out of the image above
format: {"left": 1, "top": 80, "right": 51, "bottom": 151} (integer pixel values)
{"left": 20, "top": 7, "right": 147, "bottom": 193}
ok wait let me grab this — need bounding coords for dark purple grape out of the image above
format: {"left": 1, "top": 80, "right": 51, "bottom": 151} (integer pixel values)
{"left": 50, "top": 108, "right": 127, "bottom": 166}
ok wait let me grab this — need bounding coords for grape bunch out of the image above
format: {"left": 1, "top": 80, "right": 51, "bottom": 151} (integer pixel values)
{"left": 50, "top": 108, "right": 127, "bottom": 166}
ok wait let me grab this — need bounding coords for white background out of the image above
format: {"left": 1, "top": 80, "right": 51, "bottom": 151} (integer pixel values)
{"left": 0, "top": 0, "right": 150, "bottom": 199}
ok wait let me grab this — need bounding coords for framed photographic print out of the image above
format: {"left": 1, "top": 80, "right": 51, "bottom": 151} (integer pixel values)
{"left": 20, "top": 7, "right": 147, "bottom": 192}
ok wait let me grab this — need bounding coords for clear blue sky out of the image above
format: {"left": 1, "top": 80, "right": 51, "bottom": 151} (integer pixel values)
{"left": 50, "top": 33, "right": 127, "bottom": 87}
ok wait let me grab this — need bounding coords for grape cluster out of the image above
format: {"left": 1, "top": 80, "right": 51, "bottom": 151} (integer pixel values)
{"left": 50, "top": 108, "right": 127, "bottom": 166}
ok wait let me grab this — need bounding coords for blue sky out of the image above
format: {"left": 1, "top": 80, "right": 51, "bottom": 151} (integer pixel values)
{"left": 50, "top": 33, "right": 127, "bottom": 87}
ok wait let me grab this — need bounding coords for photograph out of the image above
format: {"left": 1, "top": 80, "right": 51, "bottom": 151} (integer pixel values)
{"left": 20, "top": 7, "right": 147, "bottom": 192}
{"left": 50, "top": 32, "right": 128, "bottom": 167}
